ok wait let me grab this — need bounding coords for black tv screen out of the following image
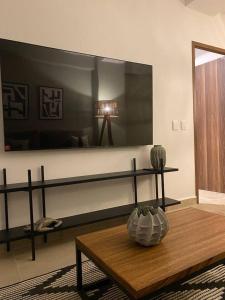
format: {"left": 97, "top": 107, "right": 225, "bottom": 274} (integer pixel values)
{"left": 0, "top": 39, "right": 153, "bottom": 151}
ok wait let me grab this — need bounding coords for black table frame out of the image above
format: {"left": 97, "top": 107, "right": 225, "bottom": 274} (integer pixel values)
{"left": 75, "top": 245, "right": 225, "bottom": 300}
{"left": 76, "top": 243, "right": 151, "bottom": 300}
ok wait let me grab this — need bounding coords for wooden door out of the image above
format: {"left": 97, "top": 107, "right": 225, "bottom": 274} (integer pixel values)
{"left": 194, "top": 57, "right": 225, "bottom": 193}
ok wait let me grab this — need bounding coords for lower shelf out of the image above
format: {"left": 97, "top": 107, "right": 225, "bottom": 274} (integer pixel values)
{"left": 0, "top": 198, "right": 180, "bottom": 244}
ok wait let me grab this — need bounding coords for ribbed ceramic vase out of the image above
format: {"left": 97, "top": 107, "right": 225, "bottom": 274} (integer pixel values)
{"left": 127, "top": 206, "right": 169, "bottom": 247}
{"left": 150, "top": 145, "right": 166, "bottom": 169}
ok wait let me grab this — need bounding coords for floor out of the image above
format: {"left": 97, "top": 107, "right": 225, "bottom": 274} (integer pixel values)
{"left": 1, "top": 199, "right": 224, "bottom": 289}
{"left": 0, "top": 216, "right": 127, "bottom": 288}
{"left": 0, "top": 237, "right": 75, "bottom": 288}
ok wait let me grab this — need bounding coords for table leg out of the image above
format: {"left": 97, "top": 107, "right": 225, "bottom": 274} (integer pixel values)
{"left": 76, "top": 245, "right": 83, "bottom": 291}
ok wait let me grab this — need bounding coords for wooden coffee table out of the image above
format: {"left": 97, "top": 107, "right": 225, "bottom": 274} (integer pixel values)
{"left": 75, "top": 208, "right": 225, "bottom": 299}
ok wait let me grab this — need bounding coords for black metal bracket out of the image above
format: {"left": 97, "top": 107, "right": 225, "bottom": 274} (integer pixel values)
{"left": 28, "top": 169, "right": 35, "bottom": 261}
{"left": 41, "top": 166, "right": 47, "bottom": 243}
{"left": 160, "top": 159, "right": 166, "bottom": 212}
{"left": 0, "top": 159, "right": 176, "bottom": 260}
{"left": 3, "top": 168, "right": 10, "bottom": 252}
{"left": 76, "top": 244, "right": 83, "bottom": 291}
{"left": 133, "top": 158, "right": 138, "bottom": 207}
{"left": 154, "top": 173, "right": 159, "bottom": 208}
{"left": 153, "top": 159, "right": 166, "bottom": 211}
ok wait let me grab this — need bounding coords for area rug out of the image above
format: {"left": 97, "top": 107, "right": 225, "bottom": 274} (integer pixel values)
{"left": 1, "top": 259, "right": 225, "bottom": 300}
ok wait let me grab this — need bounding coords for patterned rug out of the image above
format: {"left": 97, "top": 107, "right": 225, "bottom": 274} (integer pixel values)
{"left": 1, "top": 259, "right": 225, "bottom": 299}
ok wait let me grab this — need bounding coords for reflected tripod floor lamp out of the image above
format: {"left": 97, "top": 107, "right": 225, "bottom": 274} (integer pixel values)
{"left": 95, "top": 100, "right": 118, "bottom": 146}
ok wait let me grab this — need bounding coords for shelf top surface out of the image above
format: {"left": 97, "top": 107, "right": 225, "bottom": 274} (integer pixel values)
{"left": 0, "top": 167, "right": 178, "bottom": 193}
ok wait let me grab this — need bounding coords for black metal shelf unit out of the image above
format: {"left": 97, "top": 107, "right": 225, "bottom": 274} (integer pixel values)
{"left": 0, "top": 158, "right": 179, "bottom": 260}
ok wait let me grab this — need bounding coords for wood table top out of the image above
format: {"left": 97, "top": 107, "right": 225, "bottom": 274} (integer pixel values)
{"left": 75, "top": 208, "right": 225, "bottom": 299}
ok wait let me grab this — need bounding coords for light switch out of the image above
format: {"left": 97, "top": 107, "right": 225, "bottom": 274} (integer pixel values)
{"left": 181, "top": 120, "right": 187, "bottom": 131}
{"left": 172, "top": 120, "right": 180, "bottom": 131}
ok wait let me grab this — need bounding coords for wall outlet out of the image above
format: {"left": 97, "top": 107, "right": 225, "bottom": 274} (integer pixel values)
{"left": 181, "top": 120, "right": 187, "bottom": 131}
{"left": 172, "top": 120, "right": 180, "bottom": 131}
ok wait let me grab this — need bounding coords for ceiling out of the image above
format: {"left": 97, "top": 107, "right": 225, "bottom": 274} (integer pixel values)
{"left": 195, "top": 48, "right": 224, "bottom": 66}
{"left": 185, "top": 0, "right": 225, "bottom": 16}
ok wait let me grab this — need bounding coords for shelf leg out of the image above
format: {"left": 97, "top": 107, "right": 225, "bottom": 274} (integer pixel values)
{"left": 160, "top": 159, "right": 166, "bottom": 212}
{"left": 76, "top": 244, "right": 83, "bottom": 291}
{"left": 41, "top": 166, "right": 47, "bottom": 244}
{"left": 155, "top": 174, "right": 159, "bottom": 208}
{"left": 133, "top": 158, "right": 138, "bottom": 207}
{"left": 3, "top": 168, "right": 10, "bottom": 252}
{"left": 28, "top": 170, "right": 36, "bottom": 261}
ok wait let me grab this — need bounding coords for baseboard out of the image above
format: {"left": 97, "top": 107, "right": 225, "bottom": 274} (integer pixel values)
{"left": 166, "top": 197, "right": 197, "bottom": 211}
{"left": 178, "top": 196, "right": 197, "bottom": 202}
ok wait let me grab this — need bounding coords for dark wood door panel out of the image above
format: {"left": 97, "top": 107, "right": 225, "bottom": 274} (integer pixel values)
{"left": 195, "top": 58, "right": 225, "bottom": 193}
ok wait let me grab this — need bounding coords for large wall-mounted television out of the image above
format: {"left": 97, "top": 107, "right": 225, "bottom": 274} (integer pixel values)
{"left": 0, "top": 38, "right": 153, "bottom": 151}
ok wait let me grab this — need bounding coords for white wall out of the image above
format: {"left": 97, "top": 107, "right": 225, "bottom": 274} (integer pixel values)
{"left": 185, "top": 0, "right": 225, "bottom": 16}
{"left": 0, "top": 0, "right": 225, "bottom": 229}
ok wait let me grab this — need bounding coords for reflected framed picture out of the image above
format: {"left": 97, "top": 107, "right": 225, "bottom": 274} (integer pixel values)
{"left": 39, "top": 86, "right": 63, "bottom": 120}
{"left": 2, "top": 82, "right": 29, "bottom": 120}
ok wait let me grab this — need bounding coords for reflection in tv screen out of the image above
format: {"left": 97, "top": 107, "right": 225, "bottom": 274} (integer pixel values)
{"left": 0, "top": 39, "right": 153, "bottom": 151}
